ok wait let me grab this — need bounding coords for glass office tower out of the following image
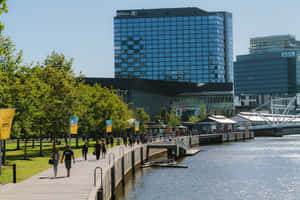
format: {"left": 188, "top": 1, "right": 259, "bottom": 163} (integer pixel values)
{"left": 114, "top": 8, "right": 233, "bottom": 84}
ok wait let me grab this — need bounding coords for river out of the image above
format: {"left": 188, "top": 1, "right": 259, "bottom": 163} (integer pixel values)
{"left": 115, "top": 135, "right": 300, "bottom": 200}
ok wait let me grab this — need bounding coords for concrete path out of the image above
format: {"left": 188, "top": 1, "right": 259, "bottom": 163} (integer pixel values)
{"left": 0, "top": 144, "right": 143, "bottom": 200}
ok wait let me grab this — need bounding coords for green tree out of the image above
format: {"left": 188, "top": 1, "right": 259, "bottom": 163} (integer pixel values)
{"left": 189, "top": 115, "right": 200, "bottom": 123}
{"left": 135, "top": 108, "right": 150, "bottom": 133}
{"left": 160, "top": 107, "right": 169, "bottom": 124}
{"left": 0, "top": 0, "right": 7, "bottom": 36}
{"left": 39, "top": 51, "right": 77, "bottom": 147}
{"left": 168, "top": 108, "right": 181, "bottom": 131}
{"left": 199, "top": 105, "right": 207, "bottom": 120}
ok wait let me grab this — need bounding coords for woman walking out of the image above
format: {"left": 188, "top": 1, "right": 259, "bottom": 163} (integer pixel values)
{"left": 95, "top": 139, "right": 101, "bottom": 160}
{"left": 82, "top": 141, "right": 89, "bottom": 160}
{"left": 52, "top": 147, "right": 60, "bottom": 178}
{"left": 101, "top": 139, "right": 107, "bottom": 159}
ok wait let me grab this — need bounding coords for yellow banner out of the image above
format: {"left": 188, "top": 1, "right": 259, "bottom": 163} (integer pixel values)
{"left": 135, "top": 126, "right": 139, "bottom": 132}
{"left": 245, "top": 126, "right": 249, "bottom": 133}
{"left": 70, "top": 125, "right": 78, "bottom": 134}
{"left": 106, "top": 126, "right": 112, "bottom": 133}
{"left": 0, "top": 109, "right": 15, "bottom": 140}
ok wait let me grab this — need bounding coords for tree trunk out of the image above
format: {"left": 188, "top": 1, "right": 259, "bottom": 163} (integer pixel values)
{"left": 16, "top": 138, "right": 20, "bottom": 150}
{"left": 2, "top": 140, "right": 6, "bottom": 164}
{"left": 64, "top": 134, "right": 68, "bottom": 147}
{"left": 32, "top": 139, "right": 35, "bottom": 148}
{"left": 76, "top": 135, "right": 79, "bottom": 148}
{"left": 53, "top": 131, "right": 56, "bottom": 150}
{"left": 24, "top": 139, "right": 27, "bottom": 160}
{"left": 39, "top": 136, "right": 43, "bottom": 157}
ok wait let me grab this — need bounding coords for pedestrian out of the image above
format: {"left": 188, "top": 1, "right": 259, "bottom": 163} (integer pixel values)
{"left": 61, "top": 145, "right": 75, "bottom": 177}
{"left": 123, "top": 136, "right": 127, "bottom": 146}
{"left": 110, "top": 136, "right": 114, "bottom": 147}
{"left": 106, "top": 137, "right": 109, "bottom": 148}
{"left": 82, "top": 141, "right": 89, "bottom": 160}
{"left": 101, "top": 139, "right": 107, "bottom": 158}
{"left": 129, "top": 136, "right": 132, "bottom": 146}
{"left": 95, "top": 139, "right": 101, "bottom": 160}
{"left": 52, "top": 147, "right": 60, "bottom": 178}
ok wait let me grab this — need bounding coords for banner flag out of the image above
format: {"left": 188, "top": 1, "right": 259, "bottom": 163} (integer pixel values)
{"left": 70, "top": 116, "right": 79, "bottom": 134}
{"left": 106, "top": 120, "right": 112, "bottom": 133}
{"left": 0, "top": 109, "right": 15, "bottom": 140}
{"left": 135, "top": 121, "right": 140, "bottom": 132}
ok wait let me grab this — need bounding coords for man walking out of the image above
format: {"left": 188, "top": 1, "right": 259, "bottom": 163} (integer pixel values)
{"left": 61, "top": 145, "right": 75, "bottom": 177}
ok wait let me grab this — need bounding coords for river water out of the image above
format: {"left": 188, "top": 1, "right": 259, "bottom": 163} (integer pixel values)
{"left": 116, "top": 135, "right": 300, "bottom": 200}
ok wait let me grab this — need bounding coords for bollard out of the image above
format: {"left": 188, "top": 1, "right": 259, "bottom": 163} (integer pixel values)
{"left": 97, "top": 187, "right": 103, "bottom": 200}
{"left": 119, "top": 146, "right": 125, "bottom": 186}
{"left": 13, "top": 164, "right": 16, "bottom": 183}
{"left": 111, "top": 166, "right": 115, "bottom": 200}
{"left": 131, "top": 150, "right": 135, "bottom": 174}
{"left": 140, "top": 147, "right": 144, "bottom": 165}
{"left": 146, "top": 146, "right": 149, "bottom": 162}
{"left": 121, "top": 157, "right": 125, "bottom": 186}
{"left": 108, "top": 153, "right": 116, "bottom": 200}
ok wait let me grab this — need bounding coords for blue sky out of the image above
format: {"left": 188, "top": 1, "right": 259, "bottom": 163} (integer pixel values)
{"left": 1, "top": 0, "right": 300, "bottom": 77}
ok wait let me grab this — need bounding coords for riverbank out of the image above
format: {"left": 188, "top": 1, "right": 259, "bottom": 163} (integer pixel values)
{"left": 0, "top": 132, "right": 254, "bottom": 200}
{"left": 91, "top": 132, "right": 254, "bottom": 200}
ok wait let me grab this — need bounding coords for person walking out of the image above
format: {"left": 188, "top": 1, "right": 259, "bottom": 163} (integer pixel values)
{"left": 110, "top": 136, "right": 114, "bottom": 147}
{"left": 101, "top": 139, "right": 107, "bottom": 158}
{"left": 52, "top": 147, "right": 60, "bottom": 178}
{"left": 82, "top": 141, "right": 89, "bottom": 160}
{"left": 95, "top": 139, "right": 101, "bottom": 160}
{"left": 61, "top": 145, "right": 75, "bottom": 177}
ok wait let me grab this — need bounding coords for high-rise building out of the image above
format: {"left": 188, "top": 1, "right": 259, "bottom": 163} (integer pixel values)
{"left": 234, "top": 34, "right": 300, "bottom": 109}
{"left": 114, "top": 8, "right": 233, "bottom": 84}
{"left": 250, "top": 35, "right": 300, "bottom": 54}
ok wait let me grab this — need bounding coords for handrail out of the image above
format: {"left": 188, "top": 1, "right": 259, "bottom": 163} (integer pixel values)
{"left": 94, "top": 166, "right": 103, "bottom": 188}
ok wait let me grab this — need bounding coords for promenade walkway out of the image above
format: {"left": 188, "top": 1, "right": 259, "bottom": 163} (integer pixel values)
{"left": 0, "top": 144, "right": 143, "bottom": 200}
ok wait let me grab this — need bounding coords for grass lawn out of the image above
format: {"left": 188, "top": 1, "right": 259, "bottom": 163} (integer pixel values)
{"left": 0, "top": 139, "right": 121, "bottom": 184}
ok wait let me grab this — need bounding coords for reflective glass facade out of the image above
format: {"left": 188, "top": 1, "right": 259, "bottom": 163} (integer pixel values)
{"left": 234, "top": 52, "right": 300, "bottom": 95}
{"left": 114, "top": 8, "right": 233, "bottom": 84}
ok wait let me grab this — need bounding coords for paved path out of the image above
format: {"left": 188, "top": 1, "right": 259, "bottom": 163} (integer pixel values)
{"left": 0, "top": 144, "right": 143, "bottom": 200}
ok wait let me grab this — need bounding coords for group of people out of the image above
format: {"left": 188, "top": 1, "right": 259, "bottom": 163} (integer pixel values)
{"left": 51, "top": 139, "right": 107, "bottom": 178}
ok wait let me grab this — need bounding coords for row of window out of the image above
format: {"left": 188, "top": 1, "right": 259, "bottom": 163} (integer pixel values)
{"left": 116, "top": 59, "right": 224, "bottom": 64}
{"left": 116, "top": 59, "right": 225, "bottom": 65}
{"left": 115, "top": 35, "right": 224, "bottom": 41}
{"left": 115, "top": 24, "right": 224, "bottom": 30}
{"left": 117, "top": 39, "right": 224, "bottom": 46}
{"left": 116, "top": 74, "right": 223, "bottom": 81}
{"left": 116, "top": 49, "right": 224, "bottom": 55}
{"left": 116, "top": 71, "right": 223, "bottom": 76}
{"left": 116, "top": 51, "right": 225, "bottom": 57}
{"left": 116, "top": 55, "right": 225, "bottom": 61}
{"left": 115, "top": 66, "right": 224, "bottom": 71}
{"left": 115, "top": 15, "right": 224, "bottom": 23}
{"left": 116, "top": 39, "right": 224, "bottom": 46}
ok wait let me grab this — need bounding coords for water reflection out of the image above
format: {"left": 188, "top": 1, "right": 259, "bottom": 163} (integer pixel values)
{"left": 116, "top": 136, "right": 300, "bottom": 200}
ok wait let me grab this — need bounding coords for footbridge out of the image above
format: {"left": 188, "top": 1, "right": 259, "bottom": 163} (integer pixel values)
{"left": 238, "top": 96, "right": 300, "bottom": 137}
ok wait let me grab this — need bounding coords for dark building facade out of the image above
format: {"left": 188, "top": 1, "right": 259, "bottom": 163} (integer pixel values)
{"left": 84, "top": 78, "right": 234, "bottom": 119}
{"left": 114, "top": 8, "right": 233, "bottom": 84}
{"left": 234, "top": 34, "right": 300, "bottom": 109}
{"left": 234, "top": 52, "right": 299, "bottom": 95}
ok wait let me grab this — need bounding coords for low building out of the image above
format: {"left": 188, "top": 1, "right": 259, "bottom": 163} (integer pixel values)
{"left": 84, "top": 78, "right": 234, "bottom": 119}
